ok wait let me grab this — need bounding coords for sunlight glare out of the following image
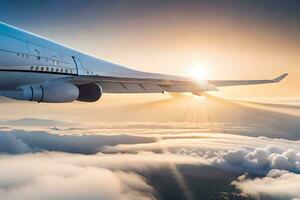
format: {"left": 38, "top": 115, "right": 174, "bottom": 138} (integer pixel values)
{"left": 190, "top": 63, "right": 209, "bottom": 80}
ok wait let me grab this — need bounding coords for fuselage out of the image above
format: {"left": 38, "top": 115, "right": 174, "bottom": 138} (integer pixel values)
{"left": 0, "top": 22, "right": 165, "bottom": 90}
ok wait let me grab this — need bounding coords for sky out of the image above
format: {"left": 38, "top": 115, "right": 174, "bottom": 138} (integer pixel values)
{"left": 0, "top": 0, "right": 299, "bottom": 97}
{"left": 0, "top": 1, "right": 300, "bottom": 200}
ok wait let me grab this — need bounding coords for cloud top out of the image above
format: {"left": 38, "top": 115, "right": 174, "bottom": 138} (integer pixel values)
{"left": 0, "top": 152, "right": 201, "bottom": 200}
{"left": 233, "top": 169, "right": 300, "bottom": 200}
{"left": 0, "top": 129, "right": 155, "bottom": 154}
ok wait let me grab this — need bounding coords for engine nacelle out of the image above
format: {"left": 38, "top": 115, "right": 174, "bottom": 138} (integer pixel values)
{"left": 76, "top": 83, "right": 102, "bottom": 102}
{"left": 19, "top": 82, "right": 79, "bottom": 103}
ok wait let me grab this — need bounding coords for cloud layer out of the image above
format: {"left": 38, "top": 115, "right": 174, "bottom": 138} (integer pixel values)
{"left": 1, "top": 115, "right": 300, "bottom": 200}
{"left": 0, "top": 152, "right": 207, "bottom": 200}
{"left": 0, "top": 129, "right": 155, "bottom": 154}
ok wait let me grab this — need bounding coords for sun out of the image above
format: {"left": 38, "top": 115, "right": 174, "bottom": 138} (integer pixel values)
{"left": 189, "top": 64, "right": 209, "bottom": 80}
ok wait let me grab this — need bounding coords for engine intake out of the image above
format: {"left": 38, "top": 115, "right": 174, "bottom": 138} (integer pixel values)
{"left": 77, "top": 83, "right": 102, "bottom": 102}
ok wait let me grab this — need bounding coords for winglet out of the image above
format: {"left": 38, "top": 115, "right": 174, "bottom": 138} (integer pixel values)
{"left": 272, "top": 73, "right": 288, "bottom": 82}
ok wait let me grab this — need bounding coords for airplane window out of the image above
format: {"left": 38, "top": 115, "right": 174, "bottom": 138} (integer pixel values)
{"left": 60, "top": 69, "right": 63, "bottom": 72}
{"left": 51, "top": 68, "right": 54, "bottom": 72}
{"left": 65, "top": 69, "right": 68, "bottom": 73}
{"left": 56, "top": 68, "right": 59, "bottom": 72}
{"left": 30, "top": 66, "right": 34, "bottom": 70}
{"left": 41, "top": 67, "right": 44, "bottom": 71}
{"left": 46, "top": 67, "right": 49, "bottom": 71}
{"left": 17, "top": 53, "right": 19, "bottom": 56}
{"left": 37, "top": 56, "right": 40, "bottom": 60}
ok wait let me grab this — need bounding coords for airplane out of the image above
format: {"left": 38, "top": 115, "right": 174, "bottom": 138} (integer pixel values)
{"left": 0, "top": 21, "right": 288, "bottom": 103}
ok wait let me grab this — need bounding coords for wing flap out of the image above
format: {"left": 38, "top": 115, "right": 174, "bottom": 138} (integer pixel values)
{"left": 99, "top": 82, "right": 164, "bottom": 93}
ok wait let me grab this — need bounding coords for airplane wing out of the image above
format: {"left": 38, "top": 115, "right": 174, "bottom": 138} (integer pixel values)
{"left": 63, "top": 75, "right": 218, "bottom": 94}
{"left": 0, "top": 73, "right": 287, "bottom": 103}
{"left": 62, "top": 73, "right": 288, "bottom": 94}
{"left": 208, "top": 73, "right": 288, "bottom": 87}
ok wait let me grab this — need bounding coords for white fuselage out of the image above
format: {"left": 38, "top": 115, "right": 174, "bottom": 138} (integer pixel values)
{"left": 0, "top": 22, "right": 165, "bottom": 90}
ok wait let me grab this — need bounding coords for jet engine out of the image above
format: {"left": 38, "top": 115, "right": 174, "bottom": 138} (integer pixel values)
{"left": 3, "top": 82, "right": 80, "bottom": 103}
{"left": 76, "top": 83, "right": 102, "bottom": 102}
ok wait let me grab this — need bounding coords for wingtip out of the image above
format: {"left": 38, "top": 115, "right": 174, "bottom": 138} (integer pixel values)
{"left": 273, "top": 73, "right": 288, "bottom": 82}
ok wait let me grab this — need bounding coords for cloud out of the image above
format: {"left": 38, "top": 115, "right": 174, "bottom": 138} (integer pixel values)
{"left": 174, "top": 145, "right": 300, "bottom": 199}
{"left": 1, "top": 117, "right": 300, "bottom": 199}
{"left": 0, "top": 166, "right": 154, "bottom": 200}
{"left": 2, "top": 146, "right": 299, "bottom": 200}
{"left": 105, "top": 133, "right": 300, "bottom": 157}
{"left": 0, "top": 168, "right": 122, "bottom": 200}
{"left": 0, "top": 134, "right": 31, "bottom": 154}
{"left": 2, "top": 126, "right": 300, "bottom": 175}
{"left": 114, "top": 171, "right": 155, "bottom": 200}
{"left": 0, "top": 129, "right": 155, "bottom": 154}
{"left": 0, "top": 152, "right": 206, "bottom": 200}
{"left": 0, "top": 118, "right": 73, "bottom": 127}
{"left": 100, "top": 133, "right": 300, "bottom": 198}
{"left": 164, "top": 142, "right": 300, "bottom": 175}
{"left": 210, "top": 147, "right": 300, "bottom": 174}
{"left": 173, "top": 144, "right": 300, "bottom": 199}
{"left": 232, "top": 169, "right": 300, "bottom": 200}
{"left": 105, "top": 134, "right": 300, "bottom": 175}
